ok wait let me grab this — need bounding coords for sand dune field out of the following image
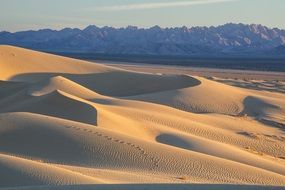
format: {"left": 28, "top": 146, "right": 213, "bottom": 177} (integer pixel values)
{"left": 0, "top": 45, "right": 285, "bottom": 189}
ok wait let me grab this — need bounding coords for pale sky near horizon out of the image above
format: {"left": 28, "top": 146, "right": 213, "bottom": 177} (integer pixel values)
{"left": 0, "top": 0, "right": 284, "bottom": 32}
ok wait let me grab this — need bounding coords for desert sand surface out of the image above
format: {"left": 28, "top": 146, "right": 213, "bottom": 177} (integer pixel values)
{"left": 0, "top": 45, "right": 285, "bottom": 190}
{"left": 101, "top": 61, "right": 285, "bottom": 81}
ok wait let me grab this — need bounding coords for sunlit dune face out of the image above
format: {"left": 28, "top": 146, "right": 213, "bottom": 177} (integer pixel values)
{"left": 0, "top": 46, "right": 285, "bottom": 189}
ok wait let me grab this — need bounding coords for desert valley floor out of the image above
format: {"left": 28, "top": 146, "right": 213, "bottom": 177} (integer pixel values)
{"left": 0, "top": 45, "right": 285, "bottom": 190}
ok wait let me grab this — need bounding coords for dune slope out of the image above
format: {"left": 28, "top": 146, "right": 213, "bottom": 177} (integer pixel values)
{"left": 0, "top": 45, "right": 285, "bottom": 189}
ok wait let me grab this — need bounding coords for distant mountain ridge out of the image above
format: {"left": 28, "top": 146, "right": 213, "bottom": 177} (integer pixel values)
{"left": 1, "top": 23, "right": 285, "bottom": 57}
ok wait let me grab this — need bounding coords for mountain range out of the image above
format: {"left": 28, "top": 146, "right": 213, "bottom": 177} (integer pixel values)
{"left": 1, "top": 23, "right": 285, "bottom": 57}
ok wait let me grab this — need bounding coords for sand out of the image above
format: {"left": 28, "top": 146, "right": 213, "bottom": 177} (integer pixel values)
{"left": 0, "top": 45, "right": 285, "bottom": 190}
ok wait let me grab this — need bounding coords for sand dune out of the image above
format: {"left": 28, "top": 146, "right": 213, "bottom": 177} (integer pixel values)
{"left": 2, "top": 184, "right": 285, "bottom": 190}
{"left": 0, "top": 46, "right": 113, "bottom": 81}
{"left": 0, "top": 153, "right": 100, "bottom": 187}
{"left": 0, "top": 45, "right": 285, "bottom": 189}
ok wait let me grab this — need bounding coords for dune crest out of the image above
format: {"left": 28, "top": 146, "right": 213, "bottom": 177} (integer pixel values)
{"left": 0, "top": 45, "right": 285, "bottom": 189}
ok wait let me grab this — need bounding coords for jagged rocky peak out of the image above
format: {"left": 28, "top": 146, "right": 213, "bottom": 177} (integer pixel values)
{"left": 0, "top": 23, "right": 284, "bottom": 56}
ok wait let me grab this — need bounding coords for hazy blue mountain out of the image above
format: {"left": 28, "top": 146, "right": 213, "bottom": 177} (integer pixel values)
{"left": 1, "top": 23, "right": 285, "bottom": 57}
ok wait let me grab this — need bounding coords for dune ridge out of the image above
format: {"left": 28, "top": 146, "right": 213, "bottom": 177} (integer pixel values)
{"left": 0, "top": 45, "right": 285, "bottom": 189}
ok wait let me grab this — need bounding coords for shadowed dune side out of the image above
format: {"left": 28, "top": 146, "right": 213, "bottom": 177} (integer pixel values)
{"left": 0, "top": 45, "right": 114, "bottom": 81}
{"left": 0, "top": 112, "right": 166, "bottom": 168}
{"left": 155, "top": 132, "right": 285, "bottom": 176}
{"left": 78, "top": 93, "right": 285, "bottom": 158}
{"left": 0, "top": 90, "right": 97, "bottom": 125}
{"left": 125, "top": 77, "right": 246, "bottom": 115}
{"left": 241, "top": 95, "right": 285, "bottom": 128}
{"left": 1, "top": 46, "right": 285, "bottom": 188}
{"left": 27, "top": 76, "right": 102, "bottom": 99}
{"left": 10, "top": 72, "right": 201, "bottom": 97}
{"left": 242, "top": 96, "right": 281, "bottom": 118}
{"left": 126, "top": 77, "right": 285, "bottom": 120}
{"left": 0, "top": 45, "right": 201, "bottom": 96}
{"left": 0, "top": 81, "right": 28, "bottom": 99}
{"left": 1, "top": 112, "right": 285, "bottom": 186}
{"left": 99, "top": 100, "right": 285, "bottom": 157}
{"left": 67, "top": 72, "right": 201, "bottom": 97}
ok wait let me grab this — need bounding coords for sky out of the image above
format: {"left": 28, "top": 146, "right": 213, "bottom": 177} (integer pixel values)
{"left": 0, "top": 0, "right": 285, "bottom": 32}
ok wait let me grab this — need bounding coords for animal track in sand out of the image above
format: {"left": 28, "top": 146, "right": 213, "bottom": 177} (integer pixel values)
{"left": 62, "top": 124, "right": 160, "bottom": 170}
{"left": 238, "top": 131, "right": 285, "bottom": 143}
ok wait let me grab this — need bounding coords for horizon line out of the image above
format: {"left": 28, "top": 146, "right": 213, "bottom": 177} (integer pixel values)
{"left": 1, "top": 22, "right": 285, "bottom": 33}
